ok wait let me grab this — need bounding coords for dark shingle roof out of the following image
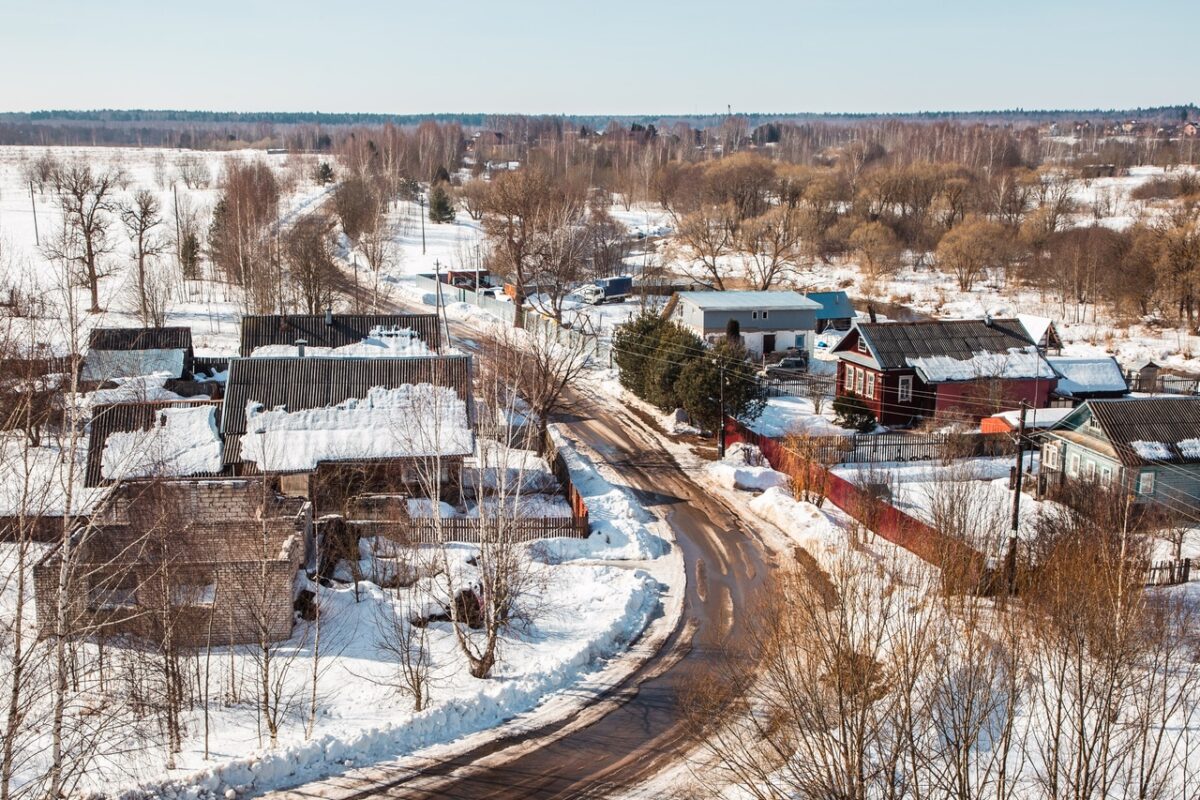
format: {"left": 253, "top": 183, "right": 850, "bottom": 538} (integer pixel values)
{"left": 854, "top": 318, "right": 1036, "bottom": 371}
{"left": 85, "top": 400, "right": 224, "bottom": 487}
{"left": 238, "top": 314, "right": 441, "bottom": 357}
{"left": 220, "top": 355, "right": 472, "bottom": 465}
{"left": 1087, "top": 397, "right": 1200, "bottom": 466}
{"left": 88, "top": 327, "right": 193, "bottom": 352}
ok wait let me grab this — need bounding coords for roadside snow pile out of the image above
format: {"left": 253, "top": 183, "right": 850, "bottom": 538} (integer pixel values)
{"left": 534, "top": 428, "right": 667, "bottom": 562}
{"left": 706, "top": 443, "right": 790, "bottom": 492}
{"left": 250, "top": 327, "right": 432, "bottom": 358}
{"left": 241, "top": 384, "right": 472, "bottom": 471}
{"left": 101, "top": 404, "right": 223, "bottom": 480}
{"left": 112, "top": 557, "right": 658, "bottom": 800}
{"left": 748, "top": 488, "right": 847, "bottom": 571}
{"left": 906, "top": 347, "right": 1054, "bottom": 383}
{"left": 660, "top": 408, "right": 701, "bottom": 435}
{"left": 1131, "top": 440, "right": 1173, "bottom": 461}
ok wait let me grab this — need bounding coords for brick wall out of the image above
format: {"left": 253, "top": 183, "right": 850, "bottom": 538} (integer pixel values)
{"left": 33, "top": 478, "right": 309, "bottom": 646}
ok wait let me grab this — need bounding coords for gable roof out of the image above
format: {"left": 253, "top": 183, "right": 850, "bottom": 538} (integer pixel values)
{"left": 1047, "top": 356, "right": 1128, "bottom": 397}
{"left": 220, "top": 354, "right": 472, "bottom": 466}
{"left": 85, "top": 400, "right": 224, "bottom": 487}
{"left": 238, "top": 314, "right": 441, "bottom": 357}
{"left": 844, "top": 318, "right": 1039, "bottom": 371}
{"left": 675, "top": 291, "right": 822, "bottom": 312}
{"left": 89, "top": 326, "right": 193, "bottom": 352}
{"left": 1016, "top": 315, "right": 1063, "bottom": 350}
{"left": 803, "top": 291, "right": 855, "bottom": 320}
{"left": 1066, "top": 397, "right": 1200, "bottom": 466}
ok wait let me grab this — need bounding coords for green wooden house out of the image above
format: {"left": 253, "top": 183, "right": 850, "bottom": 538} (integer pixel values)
{"left": 1040, "top": 397, "right": 1200, "bottom": 511}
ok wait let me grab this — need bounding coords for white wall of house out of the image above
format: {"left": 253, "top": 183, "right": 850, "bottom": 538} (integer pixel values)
{"left": 739, "top": 330, "right": 811, "bottom": 357}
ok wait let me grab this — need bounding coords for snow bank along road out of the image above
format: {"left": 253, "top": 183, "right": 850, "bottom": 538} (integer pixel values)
{"left": 270, "top": 363, "right": 773, "bottom": 796}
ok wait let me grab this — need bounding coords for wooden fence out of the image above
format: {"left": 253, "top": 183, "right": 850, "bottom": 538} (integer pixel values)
{"left": 760, "top": 374, "right": 837, "bottom": 399}
{"left": 1125, "top": 372, "right": 1200, "bottom": 396}
{"left": 363, "top": 516, "right": 589, "bottom": 545}
{"left": 1144, "top": 558, "right": 1192, "bottom": 586}
{"left": 787, "top": 430, "right": 1014, "bottom": 465}
{"left": 724, "top": 418, "right": 991, "bottom": 589}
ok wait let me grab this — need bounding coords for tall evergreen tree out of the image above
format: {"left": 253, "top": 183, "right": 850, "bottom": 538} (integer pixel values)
{"left": 428, "top": 184, "right": 456, "bottom": 224}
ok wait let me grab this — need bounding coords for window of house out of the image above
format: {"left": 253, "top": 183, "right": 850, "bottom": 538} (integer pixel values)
{"left": 844, "top": 366, "right": 854, "bottom": 391}
{"left": 751, "top": 311, "right": 758, "bottom": 320}
{"left": 1138, "top": 471, "right": 1156, "bottom": 495}
{"left": 866, "top": 372, "right": 876, "bottom": 399}
{"left": 1100, "top": 465, "right": 1113, "bottom": 487}
{"left": 1044, "top": 444, "right": 1059, "bottom": 469}
{"left": 171, "top": 579, "right": 217, "bottom": 607}
{"left": 856, "top": 337, "right": 869, "bottom": 354}
{"left": 1085, "top": 460, "right": 1096, "bottom": 480}
{"left": 898, "top": 376, "right": 913, "bottom": 403}
{"left": 855, "top": 368, "right": 865, "bottom": 395}
{"left": 761, "top": 310, "right": 769, "bottom": 320}
{"left": 87, "top": 573, "right": 138, "bottom": 612}
{"left": 1068, "top": 453, "right": 1081, "bottom": 477}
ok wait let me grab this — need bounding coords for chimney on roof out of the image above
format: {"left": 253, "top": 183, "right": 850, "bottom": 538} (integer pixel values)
{"left": 324, "top": 307, "right": 333, "bottom": 326}
{"left": 984, "top": 314, "right": 993, "bottom": 327}
{"left": 295, "top": 339, "right": 307, "bottom": 358}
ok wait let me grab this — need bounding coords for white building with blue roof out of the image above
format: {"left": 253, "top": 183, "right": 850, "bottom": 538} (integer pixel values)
{"left": 670, "top": 290, "right": 821, "bottom": 357}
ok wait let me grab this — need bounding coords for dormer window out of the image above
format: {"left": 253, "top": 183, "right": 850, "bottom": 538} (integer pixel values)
{"left": 856, "top": 337, "right": 869, "bottom": 354}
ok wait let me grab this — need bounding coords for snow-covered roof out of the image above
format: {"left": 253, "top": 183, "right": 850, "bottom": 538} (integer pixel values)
{"left": 1016, "top": 314, "right": 1053, "bottom": 346}
{"left": 84, "top": 374, "right": 187, "bottom": 407}
{"left": 676, "top": 291, "right": 822, "bottom": 311}
{"left": 239, "top": 384, "right": 473, "bottom": 472}
{"left": 989, "top": 407, "right": 1074, "bottom": 429}
{"left": 100, "top": 405, "right": 223, "bottom": 481}
{"left": 1047, "top": 356, "right": 1128, "bottom": 397}
{"left": 906, "top": 348, "right": 1057, "bottom": 383}
{"left": 82, "top": 348, "right": 187, "bottom": 381}
{"left": 249, "top": 327, "right": 433, "bottom": 359}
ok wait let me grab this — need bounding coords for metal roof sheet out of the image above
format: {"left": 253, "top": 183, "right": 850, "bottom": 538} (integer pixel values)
{"left": 675, "top": 291, "right": 822, "bottom": 311}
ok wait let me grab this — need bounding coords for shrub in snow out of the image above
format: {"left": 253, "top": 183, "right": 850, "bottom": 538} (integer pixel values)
{"left": 833, "top": 394, "right": 876, "bottom": 433}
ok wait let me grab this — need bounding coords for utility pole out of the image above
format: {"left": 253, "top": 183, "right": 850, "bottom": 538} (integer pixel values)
{"left": 717, "top": 363, "right": 727, "bottom": 458}
{"left": 173, "top": 184, "right": 182, "bottom": 272}
{"left": 418, "top": 193, "right": 426, "bottom": 256}
{"left": 1006, "top": 402, "right": 1029, "bottom": 593}
{"left": 29, "top": 181, "right": 39, "bottom": 246}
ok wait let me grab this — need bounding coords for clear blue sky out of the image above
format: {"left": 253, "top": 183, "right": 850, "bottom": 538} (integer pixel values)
{"left": 1, "top": 0, "right": 1194, "bottom": 115}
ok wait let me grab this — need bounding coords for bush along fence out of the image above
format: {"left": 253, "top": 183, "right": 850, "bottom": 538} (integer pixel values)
{"left": 724, "top": 417, "right": 995, "bottom": 593}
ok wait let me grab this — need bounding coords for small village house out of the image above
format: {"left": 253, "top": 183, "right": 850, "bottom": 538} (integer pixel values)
{"left": 833, "top": 318, "right": 1057, "bottom": 426}
{"left": 668, "top": 290, "right": 821, "bottom": 358}
{"left": 1039, "top": 396, "right": 1200, "bottom": 514}
{"left": 1045, "top": 355, "right": 1129, "bottom": 405}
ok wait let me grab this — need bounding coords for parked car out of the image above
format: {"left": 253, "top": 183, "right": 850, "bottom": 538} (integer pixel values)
{"left": 762, "top": 356, "right": 808, "bottom": 381}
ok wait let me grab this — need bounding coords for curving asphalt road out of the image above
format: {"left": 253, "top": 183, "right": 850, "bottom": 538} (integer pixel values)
{"left": 272, "top": 395, "right": 772, "bottom": 799}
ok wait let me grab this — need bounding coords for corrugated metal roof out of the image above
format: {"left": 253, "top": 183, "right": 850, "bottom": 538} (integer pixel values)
{"left": 89, "top": 326, "right": 193, "bottom": 352}
{"left": 1047, "top": 356, "right": 1128, "bottom": 397}
{"left": 804, "top": 291, "right": 855, "bottom": 320}
{"left": 675, "top": 291, "right": 822, "bottom": 311}
{"left": 855, "top": 318, "right": 1036, "bottom": 371}
{"left": 1087, "top": 397, "right": 1200, "bottom": 466}
{"left": 239, "top": 314, "right": 441, "bottom": 356}
{"left": 220, "top": 355, "right": 473, "bottom": 466}
{"left": 85, "top": 400, "right": 225, "bottom": 487}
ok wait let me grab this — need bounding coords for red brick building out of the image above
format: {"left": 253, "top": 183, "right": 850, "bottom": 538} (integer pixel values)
{"left": 833, "top": 319, "right": 1058, "bottom": 426}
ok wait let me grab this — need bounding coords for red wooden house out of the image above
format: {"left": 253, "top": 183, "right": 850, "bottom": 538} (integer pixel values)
{"left": 833, "top": 318, "right": 1058, "bottom": 426}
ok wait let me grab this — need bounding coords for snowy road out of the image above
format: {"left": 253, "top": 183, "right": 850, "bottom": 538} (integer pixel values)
{"left": 267, "top": 334, "right": 773, "bottom": 798}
